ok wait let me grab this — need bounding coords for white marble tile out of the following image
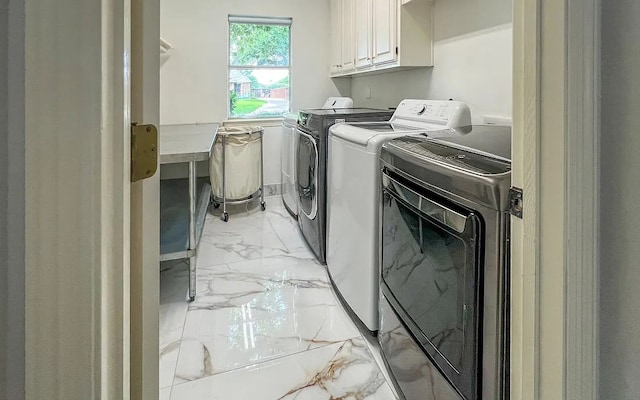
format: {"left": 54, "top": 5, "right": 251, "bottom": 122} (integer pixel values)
{"left": 160, "top": 328, "right": 182, "bottom": 389}
{"left": 173, "top": 254, "right": 361, "bottom": 383}
{"left": 198, "top": 206, "right": 290, "bottom": 266}
{"left": 174, "top": 304, "right": 360, "bottom": 383}
{"left": 160, "top": 387, "right": 171, "bottom": 400}
{"left": 160, "top": 262, "right": 189, "bottom": 389}
{"left": 189, "top": 252, "right": 327, "bottom": 310}
{"left": 160, "top": 196, "right": 398, "bottom": 398}
{"left": 170, "top": 337, "right": 397, "bottom": 400}
{"left": 264, "top": 202, "right": 310, "bottom": 253}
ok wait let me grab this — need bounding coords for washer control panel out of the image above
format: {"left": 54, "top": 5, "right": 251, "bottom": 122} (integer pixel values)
{"left": 392, "top": 99, "right": 472, "bottom": 128}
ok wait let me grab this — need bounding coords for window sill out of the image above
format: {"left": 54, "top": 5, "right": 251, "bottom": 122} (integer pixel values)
{"left": 223, "top": 118, "right": 284, "bottom": 128}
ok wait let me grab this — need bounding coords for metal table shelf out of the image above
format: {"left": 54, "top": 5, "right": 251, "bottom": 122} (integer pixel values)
{"left": 160, "top": 123, "right": 217, "bottom": 301}
{"left": 160, "top": 178, "right": 211, "bottom": 260}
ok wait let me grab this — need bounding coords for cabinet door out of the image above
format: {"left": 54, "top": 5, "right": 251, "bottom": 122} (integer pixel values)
{"left": 373, "top": 0, "right": 397, "bottom": 65}
{"left": 341, "top": 0, "right": 355, "bottom": 71}
{"left": 330, "top": 0, "right": 342, "bottom": 74}
{"left": 355, "top": 0, "right": 372, "bottom": 68}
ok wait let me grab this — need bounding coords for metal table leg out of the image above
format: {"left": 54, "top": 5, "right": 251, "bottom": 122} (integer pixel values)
{"left": 221, "top": 134, "right": 229, "bottom": 222}
{"left": 188, "top": 160, "right": 197, "bottom": 301}
{"left": 260, "top": 131, "right": 266, "bottom": 211}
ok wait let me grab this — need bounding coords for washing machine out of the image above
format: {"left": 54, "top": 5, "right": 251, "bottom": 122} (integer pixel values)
{"left": 326, "top": 99, "right": 471, "bottom": 332}
{"left": 296, "top": 107, "right": 394, "bottom": 264}
{"left": 281, "top": 97, "right": 352, "bottom": 218}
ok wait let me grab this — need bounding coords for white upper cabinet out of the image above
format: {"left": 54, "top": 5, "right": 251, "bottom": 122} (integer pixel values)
{"left": 372, "top": 0, "right": 397, "bottom": 65}
{"left": 330, "top": 0, "right": 356, "bottom": 74}
{"left": 355, "top": 0, "right": 372, "bottom": 68}
{"left": 341, "top": 0, "right": 356, "bottom": 71}
{"left": 330, "top": 0, "right": 343, "bottom": 74}
{"left": 330, "top": 0, "right": 433, "bottom": 77}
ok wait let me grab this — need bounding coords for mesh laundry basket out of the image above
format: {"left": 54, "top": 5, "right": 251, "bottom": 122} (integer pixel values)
{"left": 209, "top": 125, "right": 265, "bottom": 221}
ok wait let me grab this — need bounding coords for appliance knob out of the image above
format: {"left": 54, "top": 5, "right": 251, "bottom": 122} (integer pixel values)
{"left": 417, "top": 105, "right": 427, "bottom": 115}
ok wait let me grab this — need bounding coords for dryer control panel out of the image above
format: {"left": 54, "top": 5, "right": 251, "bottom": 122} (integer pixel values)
{"left": 391, "top": 99, "right": 472, "bottom": 128}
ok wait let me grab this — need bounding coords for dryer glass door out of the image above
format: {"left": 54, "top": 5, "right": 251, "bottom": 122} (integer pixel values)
{"left": 380, "top": 168, "right": 482, "bottom": 400}
{"left": 296, "top": 127, "right": 318, "bottom": 220}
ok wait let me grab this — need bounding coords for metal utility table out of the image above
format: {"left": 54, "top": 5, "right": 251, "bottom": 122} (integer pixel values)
{"left": 160, "top": 123, "right": 217, "bottom": 301}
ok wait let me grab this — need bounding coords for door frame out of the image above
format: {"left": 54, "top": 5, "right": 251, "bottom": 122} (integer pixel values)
{"left": 0, "top": 0, "right": 160, "bottom": 397}
{"left": 510, "top": 0, "right": 600, "bottom": 398}
{"left": 1, "top": 0, "right": 26, "bottom": 398}
{"left": 130, "top": 0, "right": 161, "bottom": 399}
{"left": 19, "top": 0, "right": 133, "bottom": 397}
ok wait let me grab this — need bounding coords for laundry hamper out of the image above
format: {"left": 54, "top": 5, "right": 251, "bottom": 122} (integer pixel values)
{"left": 209, "top": 125, "right": 265, "bottom": 222}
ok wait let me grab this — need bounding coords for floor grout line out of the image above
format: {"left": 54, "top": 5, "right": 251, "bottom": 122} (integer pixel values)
{"left": 170, "top": 337, "right": 360, "bottom": 390}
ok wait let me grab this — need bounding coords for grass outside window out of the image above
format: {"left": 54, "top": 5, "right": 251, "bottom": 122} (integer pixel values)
{"left": 233, "top": 99, "right": 267, "bottom": 115}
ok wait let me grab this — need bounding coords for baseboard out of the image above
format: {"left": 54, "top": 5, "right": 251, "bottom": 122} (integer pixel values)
{"left": 264, "top": 184, "right": 281, "bottom": 197}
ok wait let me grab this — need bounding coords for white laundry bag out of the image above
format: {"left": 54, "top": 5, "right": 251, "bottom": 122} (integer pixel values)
{"left": 210, "top": 126, "right": 263, "bottom": 200}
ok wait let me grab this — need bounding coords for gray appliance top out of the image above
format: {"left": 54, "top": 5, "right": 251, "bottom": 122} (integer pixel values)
{"left": 381, "top": 125, "right": 512, "bottom": 211}
{"left": 298, "top": 107, "right": 393, "bottom": 117}
{"left": 385, "top": 125, "right": 512, "bottom": 174}
{"left": 336, "top": 122, "right": 426, "bottom": 133}
{"left": 298, "top": 108, "right": 394, "bottom": 137}
{"left": 429, "top": 125, "right": 511, "bottom": 162}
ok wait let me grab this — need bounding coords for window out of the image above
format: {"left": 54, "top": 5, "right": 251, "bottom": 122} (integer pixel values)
{"left": 228, "top": 16, "right": 292, "bottom": 119}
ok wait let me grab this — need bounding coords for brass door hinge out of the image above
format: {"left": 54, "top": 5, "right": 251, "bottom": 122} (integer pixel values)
{"left": 131, "top": 123, "right": 158, "bottom": 182}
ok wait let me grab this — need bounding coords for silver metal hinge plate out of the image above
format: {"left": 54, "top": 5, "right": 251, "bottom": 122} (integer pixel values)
{"left": 509, "top": 187, "right": 523, "bottom": 219}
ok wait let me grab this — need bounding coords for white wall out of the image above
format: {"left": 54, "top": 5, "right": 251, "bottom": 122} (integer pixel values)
{"left": 0, "top": 0, "right": 25, "bottom": 398}
{"left": 351, "top": 0, "right": 512, "bottom": 124}
{"left": 600, "top": 1, "right": 640, "bottom": 397}
{"left": 160, "top": 0, "right": 349, "bottom": 185}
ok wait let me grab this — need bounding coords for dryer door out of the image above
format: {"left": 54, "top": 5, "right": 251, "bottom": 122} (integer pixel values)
{"left": 380, "top": 167, "right": 483, "bottom": 400}
{"left": 296, "top": 128, "right": 319, "bottom": 220}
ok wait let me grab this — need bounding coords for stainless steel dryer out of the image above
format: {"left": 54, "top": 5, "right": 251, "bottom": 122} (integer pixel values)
{"left": 296, "top": 108, "right": 393, "bottom": 263}
{"left": 378, "top": 125, "right": 511, "bottom": 400}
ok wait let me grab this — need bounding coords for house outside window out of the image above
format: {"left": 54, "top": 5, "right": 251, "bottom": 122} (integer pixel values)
{"left": 228, "top": 15, "right": 292, "bottom": 119}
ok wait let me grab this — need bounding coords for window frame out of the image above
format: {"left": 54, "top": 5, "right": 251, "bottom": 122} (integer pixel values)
{"left": 227, "top": 15, "right": 293, "bottom": 120}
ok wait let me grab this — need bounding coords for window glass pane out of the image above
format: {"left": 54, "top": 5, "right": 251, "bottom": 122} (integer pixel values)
{"left": 229, "top": 23, "right": 290, "bottom": 67}
{"left": 229, "top": 69, "right": 289, "bottom": 118}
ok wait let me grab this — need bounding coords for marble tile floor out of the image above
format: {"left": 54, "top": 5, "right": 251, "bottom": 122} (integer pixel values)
{"left": 160, "top": 196, "right": 399, "bottom": 400}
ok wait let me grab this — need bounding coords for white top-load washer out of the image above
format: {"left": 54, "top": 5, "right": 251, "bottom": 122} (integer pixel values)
{"left": 281, "top": 97, "right": 353, "bottom": 217}
{"left": 326, "top": 99, "right": 471, "bottom": 331}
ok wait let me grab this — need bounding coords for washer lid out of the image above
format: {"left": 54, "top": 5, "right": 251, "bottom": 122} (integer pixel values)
{"left": 322, "top": 97, "right": 354, "bottom": 109}
{"left": 330, "top": 122, "right": 426, "bottom": 146}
